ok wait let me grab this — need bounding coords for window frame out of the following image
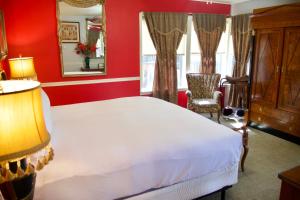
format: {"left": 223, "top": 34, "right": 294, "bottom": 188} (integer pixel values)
{"left": 139, "top": 13, "right": 234, "bottom": 95}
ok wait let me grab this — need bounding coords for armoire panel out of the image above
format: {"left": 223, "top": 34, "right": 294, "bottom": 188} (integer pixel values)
{"left": 251, "top": 29, "right": 283, "bottom": 107}
{"left": 279, "top": 27, "right": 300, "bottom": 114}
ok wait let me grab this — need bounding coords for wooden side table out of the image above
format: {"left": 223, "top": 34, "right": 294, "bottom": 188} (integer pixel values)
{"left": 278, "top": 165, "right": 300, "bottom": 200}
{"left": 232, "top": 126, "right": 248, "bottom": 172}
{"left": 227, "top": 110, "right": 249, "bottom": 172}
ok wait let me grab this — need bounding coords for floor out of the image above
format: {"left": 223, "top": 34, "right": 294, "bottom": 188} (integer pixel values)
{"left": 200, "top": 115, "right": 300, "bottom": 200}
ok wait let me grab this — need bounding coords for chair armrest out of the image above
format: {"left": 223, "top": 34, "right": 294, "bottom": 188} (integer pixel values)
{"left": 213, "top": 91, "right": 222, "bottom": 103}
{"left": 232, "top": 126, "right": 248, "bottom": 141}
{"left": 232, "top": 126, "right": 247, "bottom": 134}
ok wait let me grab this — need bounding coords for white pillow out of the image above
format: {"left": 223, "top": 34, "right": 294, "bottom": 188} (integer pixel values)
{"left": 41, "top": 89, "right": 53, "bottom": 134}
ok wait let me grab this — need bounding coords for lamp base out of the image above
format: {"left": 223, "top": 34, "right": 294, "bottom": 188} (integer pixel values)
{"left": 0, "top": 172, "right": 36, "bottom": 200}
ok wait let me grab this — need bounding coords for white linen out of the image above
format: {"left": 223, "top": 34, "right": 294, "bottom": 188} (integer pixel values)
{"left": 129, "top": 163, "right": 239, "bottom": 200}
{"left": 36, "top": 97, "right": 242, "bottom": 200}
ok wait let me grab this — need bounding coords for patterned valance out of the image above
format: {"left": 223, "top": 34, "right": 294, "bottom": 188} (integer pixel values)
{"left": 144, "top": 12, "right": 188, "bottom": 36}
{"left": 59, "top": 0, "right": 104, "bottom": 8}
{"left": 192, "top": 14, "right": 226, "bottom": 33}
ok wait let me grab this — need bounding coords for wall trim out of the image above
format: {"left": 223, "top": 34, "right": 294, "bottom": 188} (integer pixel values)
{"left": 140, "top": 88, "right": 188, "bottom": 96}
{"left": 41, "top": 76, "right": 140, "bottom": 87}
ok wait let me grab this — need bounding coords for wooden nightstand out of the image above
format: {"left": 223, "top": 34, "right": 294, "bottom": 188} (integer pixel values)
{"left": 278, "top": 165, "right": 300, "bottom": 200}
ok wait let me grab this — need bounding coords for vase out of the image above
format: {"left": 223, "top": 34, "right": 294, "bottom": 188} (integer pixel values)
{"left": 84, "top": 56, "right": 90, "bottom": 69}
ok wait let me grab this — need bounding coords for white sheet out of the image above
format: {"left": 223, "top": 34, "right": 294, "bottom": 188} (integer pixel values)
{"left": 129, "top": 163, "right": 239, "bottom": 200}
{"left": 35, "top": 97, "right": 242, "bottom": 200}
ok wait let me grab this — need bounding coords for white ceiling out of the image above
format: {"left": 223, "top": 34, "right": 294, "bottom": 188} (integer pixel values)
{"left": 192, "top": 0, "right": 251, "bottom": 4}
{"left": 224, "top": 0, "right": 251, "bottom": 4}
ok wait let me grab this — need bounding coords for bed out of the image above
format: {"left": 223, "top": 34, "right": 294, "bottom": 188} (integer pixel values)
{"left": 35, "top": 95, "right": 242, "bottom": 200}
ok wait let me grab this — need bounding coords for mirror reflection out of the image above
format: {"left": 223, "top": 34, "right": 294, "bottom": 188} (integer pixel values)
{"left": 58, "top": 0, "right": 106, "bottom": 77}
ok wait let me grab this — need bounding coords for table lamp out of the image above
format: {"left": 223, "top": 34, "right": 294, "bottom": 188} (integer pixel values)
{"left": 0, "top": 80, "right": 53, "bottom": 200}
{"left": 8, "top": 57, "right": 37, "bottom": 80}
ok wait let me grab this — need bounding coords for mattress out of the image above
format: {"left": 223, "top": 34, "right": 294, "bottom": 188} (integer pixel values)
{"left": 128, "top": 162, "right": 239, "bottom": 200}
{"left": 35, "top": 97, "right": 242, "bottom": 200}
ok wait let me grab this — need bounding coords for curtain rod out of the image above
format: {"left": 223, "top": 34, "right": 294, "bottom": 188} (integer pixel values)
{"left": 187, "top": 13, "right": 252, "bottom": 18}
{"left": 141, "top": 12, "right": 252, "bottom": 18}
{"left": 187, "top": 13, "right": 231, "bottom": 18}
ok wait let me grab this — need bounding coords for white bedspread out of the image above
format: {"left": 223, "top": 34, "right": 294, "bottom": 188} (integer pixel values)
{"left": 36, "top": 97, "right": 242, "bottom": 200}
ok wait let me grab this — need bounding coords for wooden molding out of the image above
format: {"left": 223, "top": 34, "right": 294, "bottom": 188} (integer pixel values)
{"left": 41, "top": 76, "right": 140, "bottom": 87}
{"left": 251, "top": 3, "right": 300, "bottom": 29}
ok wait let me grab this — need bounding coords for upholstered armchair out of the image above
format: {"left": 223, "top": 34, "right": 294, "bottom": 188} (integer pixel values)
{"left": 186, "top": 73, "right": 222, "bottom": 123}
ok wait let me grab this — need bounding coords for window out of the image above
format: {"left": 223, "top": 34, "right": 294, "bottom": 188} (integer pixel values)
{"left": 140, "top": 17, "right": 156, "bottom": 93}
{"left": 216, "top": 18, "right": 234, "bottom": 79}
{"left": 189, "top": 18, "right": 201, "bottom": 74}
{"left": 96, "top": 32, "right": 105, "bottom": 58}
{"left": 140, "top": 16, "right": 188, "bottom": 93}
{"left": 177, "top": 32, "right": 187, "bottom": 89}
{"left": 140, "top": 14, "right": 234, "bottom": 93}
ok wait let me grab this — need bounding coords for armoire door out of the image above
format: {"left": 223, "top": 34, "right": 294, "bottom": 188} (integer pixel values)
{"left": 279, "top": 27, "right": 300, "bottom": 113}
{"left": 251, "top": 29, "right": 283, "bottom": 107}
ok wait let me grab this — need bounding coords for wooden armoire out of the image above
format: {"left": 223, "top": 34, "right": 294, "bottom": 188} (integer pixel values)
{"left": 250, "top": 4, "right": 300, "bottom": 138}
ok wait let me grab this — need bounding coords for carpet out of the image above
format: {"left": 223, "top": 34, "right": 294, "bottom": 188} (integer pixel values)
{"left": 200, "top": 116, "right": 300, "bottom": 200}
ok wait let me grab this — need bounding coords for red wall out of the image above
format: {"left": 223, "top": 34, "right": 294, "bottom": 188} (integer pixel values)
{"left": 1, "top": 0, "right": 230, "bottom": 106}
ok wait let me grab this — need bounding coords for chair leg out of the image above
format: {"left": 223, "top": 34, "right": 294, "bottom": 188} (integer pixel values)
{"left": 232, "top": 126, "right": 249, "bottom": 172}
{"left": 241, "top": 127, "right": 249, "bottom": 172}
{"left": 217, "top": 110, "right": 221, "bottom": 124}
{"left": 241, "top": 145, "right": 248, "bottom": 172}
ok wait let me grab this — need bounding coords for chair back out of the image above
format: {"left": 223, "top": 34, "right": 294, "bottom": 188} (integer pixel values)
{"left": 186, "top": 73, "right": 221, "bottom": 99}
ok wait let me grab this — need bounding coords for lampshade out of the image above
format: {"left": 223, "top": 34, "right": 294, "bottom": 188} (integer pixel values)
{"left": 8, "top": 57, "right": 37, "bottom": 80}
{"left": 0, "top": 80, "right": 50, "bottom": 163}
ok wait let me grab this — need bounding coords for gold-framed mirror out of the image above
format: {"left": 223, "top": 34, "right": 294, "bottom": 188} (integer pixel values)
{"left": 0, "top": 10, "right": 8, "bottom": 62}
{"left": 57, "top": 0, "right": 106, "bottom": 77}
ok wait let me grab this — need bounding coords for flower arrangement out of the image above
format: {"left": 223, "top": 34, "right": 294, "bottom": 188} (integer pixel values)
{"left": 75, "top": 43, "right": 97, "bottom": 69}
{"left": 75, "top": 43, "right": 97, "bottom": 57}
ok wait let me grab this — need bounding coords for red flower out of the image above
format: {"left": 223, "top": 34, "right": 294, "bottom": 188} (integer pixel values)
{"left": 90, "top": 45, "right": 97, "bottom": 52}
{"left": 78, "top": 43, "right": 85, "bottom": 51}
{"left": 75, "top": 42, "right": 97, "bottom": 56}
